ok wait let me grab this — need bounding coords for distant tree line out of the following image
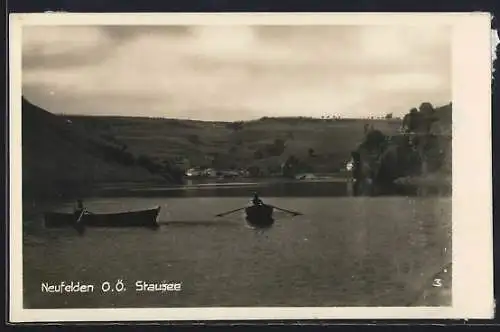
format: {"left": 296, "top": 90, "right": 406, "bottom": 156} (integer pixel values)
{"left": 225, "top": 121, "right": 244, "bottom": 131}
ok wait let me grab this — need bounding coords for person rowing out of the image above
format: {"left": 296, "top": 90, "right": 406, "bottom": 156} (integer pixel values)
{"left": 251, "top": 192, "right": 264, "bottom": 206}
{"left": 215, "top": 192, "right": 302, "bottom": 218}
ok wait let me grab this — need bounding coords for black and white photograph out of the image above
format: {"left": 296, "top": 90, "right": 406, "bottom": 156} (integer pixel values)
{"left": 9, "top": 13, "right": 493, "bottom": 322}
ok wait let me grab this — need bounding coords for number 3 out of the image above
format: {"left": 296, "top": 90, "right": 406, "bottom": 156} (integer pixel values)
{"left": 433, "top": 278, "right": 442, "bottom": 287}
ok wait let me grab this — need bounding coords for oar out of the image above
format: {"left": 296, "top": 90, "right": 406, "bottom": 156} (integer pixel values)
{"left": 75, "top": 209, "right": 86, "bottom": 224}
{"left": 74, "top": 209, "right": 87, "bottom": 234}
{"left": 268, "top": 205, "right": 303, "bottom": 216}
{"left": 215, "top": 207, "right": 246, "bottom": 217}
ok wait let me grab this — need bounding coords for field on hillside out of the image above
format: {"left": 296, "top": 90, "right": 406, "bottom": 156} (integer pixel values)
{"left": 66, "top": 116, "right": 402, "bottom": 174}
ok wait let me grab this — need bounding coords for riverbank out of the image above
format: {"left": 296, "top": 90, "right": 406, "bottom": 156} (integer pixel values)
{"left": 91, "top": 178, "right": 350, "bottom": 198}
{"left": 87, "top": 178, "right": 452, "bottom": 199}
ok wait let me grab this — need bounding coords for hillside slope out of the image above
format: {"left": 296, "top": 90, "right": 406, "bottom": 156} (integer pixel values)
{"left": 66, "top": 115, "right": 403, "bottom": 175}
{"left": 22, "top": 98, "right": 167, "bottom": 199}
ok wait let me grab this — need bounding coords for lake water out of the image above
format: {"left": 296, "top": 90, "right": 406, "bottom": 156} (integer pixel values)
{"left": 22, "top": 182, "right": 452, "bottom": 308}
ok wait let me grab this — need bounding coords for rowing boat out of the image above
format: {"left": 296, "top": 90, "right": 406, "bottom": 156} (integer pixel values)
{"left": 44, "top": 206, "right": 161, "bottom": 228}
{"left": 245, "top": 204, "right": 274, "bottom": 228}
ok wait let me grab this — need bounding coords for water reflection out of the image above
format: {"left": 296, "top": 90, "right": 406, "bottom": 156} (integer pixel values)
{"left": 98, "top": 179, "right": 452, "bottom": 198}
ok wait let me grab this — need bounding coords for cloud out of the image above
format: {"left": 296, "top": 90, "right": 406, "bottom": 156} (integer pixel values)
{"left": 22, "top": 25, "right": 451, "bottom": 120}
{"left": 101, "top": 25, "right": 192, "bottom": 41}
{"left": 22, "top": 26, "right": 111, "bottom": 69}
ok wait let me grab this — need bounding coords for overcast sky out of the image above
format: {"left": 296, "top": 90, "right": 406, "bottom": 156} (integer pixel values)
{"left": 22, "top": 25, "right": 452, "bottom": 121}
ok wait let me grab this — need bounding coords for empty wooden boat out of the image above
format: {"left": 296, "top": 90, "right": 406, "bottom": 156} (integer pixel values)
{"left": 44, "top": 206, "right": 161, "bottom": 228}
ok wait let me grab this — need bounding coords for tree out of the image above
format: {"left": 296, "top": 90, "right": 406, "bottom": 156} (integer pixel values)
{"left": 161, "top": 161, "right": 185, "bottom": 184}
{"left": 419, "top": 102, "right": 434, "bottom": 115}
{"left": 267, "top": 164, "right": 281, "bottom": 175}
{"left": 402, "top": 103, "right": 438, "bottom": 134}
{"left": 137, "top": 155, "right": 162, "bottom": 173}
{"left": 361, "top": 129, "right": 386, "bottom": 152}
{"left": 187, "top": 134, "right": 200, "bottom": 144}
{"left": 282, "top": 155, "right": 299, "bottom": 178}
{"left": 247, "top": 165, "right": 261, "bottom": 177}
{"left": 351, "top": 151, "right": 361, "bottom": 179}
{"left": 265, "top": 138, "right": 286, "bottom": 156}
{"left": 418, "top": 102, "right": 438, "bottom": 133}
{"left": 253, "top": 149, "right": 264, "bottom": 159}
{"left": 402, "top": 108, "right": 419, "bottom": 133}
{"left": 274, "top": 138, "right": 285, "bottom": 149}
{"left": 363, "top": 123, "right": 370, "bottom": 134}
{"left": 385, "top": 113, "right": 393, "bottom": 119}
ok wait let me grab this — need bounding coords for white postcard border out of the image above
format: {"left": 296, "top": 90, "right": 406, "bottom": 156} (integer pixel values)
{"left": 8, "top": 12, "right": 494, "bottom": 322}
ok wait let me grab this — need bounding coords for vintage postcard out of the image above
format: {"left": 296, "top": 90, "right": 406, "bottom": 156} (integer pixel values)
{"left": 8, "top": 13, "right": 494, "bottom": 322}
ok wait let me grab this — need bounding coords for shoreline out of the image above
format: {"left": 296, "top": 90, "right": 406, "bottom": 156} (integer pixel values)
{"left": 22, "top": 175, "right": 452, "bottom": 208}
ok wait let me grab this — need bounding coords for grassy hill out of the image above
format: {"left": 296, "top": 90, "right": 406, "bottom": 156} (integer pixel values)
{"left": 22, "top": 97, "right": 451, "bottom": 201}
{"left": 22, "top": 97, "right": 171, "bottom": 200}
{"left": 65, "top": 114, "right": 403, "bottom": 176}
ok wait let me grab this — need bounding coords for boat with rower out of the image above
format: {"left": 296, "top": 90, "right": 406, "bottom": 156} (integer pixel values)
{"left": 245, "top": 204, "right": 274, "bottom": 228}
{"left": 215, "top": 193, "right": 302, "bottom": 229}
{"left": 44, "top": 206, "right": 161, "bottom": 228}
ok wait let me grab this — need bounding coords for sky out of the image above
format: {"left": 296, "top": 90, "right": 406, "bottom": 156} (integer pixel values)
{"left": 22, "top": 25, "right": 453, "bottom": 121}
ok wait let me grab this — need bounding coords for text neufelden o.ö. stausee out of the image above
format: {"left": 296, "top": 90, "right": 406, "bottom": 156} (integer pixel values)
{"left": 40, "top": 280, "right": 183, "bottom": 294}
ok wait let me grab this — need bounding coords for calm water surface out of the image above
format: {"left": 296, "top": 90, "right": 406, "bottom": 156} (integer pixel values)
{"left": 23, "top": 190, "right": 451, "bottom": 308}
